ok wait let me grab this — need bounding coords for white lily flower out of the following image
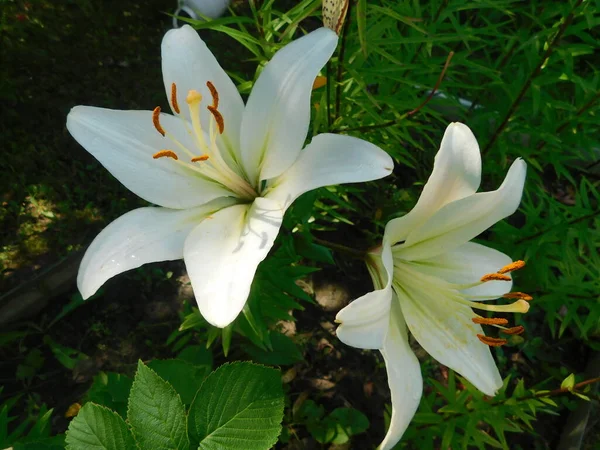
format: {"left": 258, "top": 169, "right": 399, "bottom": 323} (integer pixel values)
{"left": 67, "top": 25, "right": 393, "bottom": 328}
{"left": 335, "top": 123, "right": 528, "bottom": 449}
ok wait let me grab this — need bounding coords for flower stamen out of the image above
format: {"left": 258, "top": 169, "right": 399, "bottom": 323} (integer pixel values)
{"left": 477, "top": 334, "right": 507, "bottom": 347}
{"left": 472, "top": 317, "right": 508, "bottom": 325}
{"left": 501, "top": 325, "right": 525, "bottom": 335}
{"left": 153, "top": 149, "right": 178, "bottom": 160}
{"left": 152, "top": 106, "right": 165, "bottom": 136}
{"left": 503, "top": 292, "right": 533, "bottom": 301}
{"left": 191, "top": 155, "right": 209, "bottom": 162}
{"left": 480, "top": 273, "right": 512, "bottom": 282}
{"left": 206, "top": 81, "right": 219, "bottom": 109}
{"left": 498, "top": 260, "right": 525, "bottom": 274}
{"left": 207, "top": 106, "right": 224, "bottom": 134}
{"left": 170, "top": 83, "right": 180, "bottom": 114}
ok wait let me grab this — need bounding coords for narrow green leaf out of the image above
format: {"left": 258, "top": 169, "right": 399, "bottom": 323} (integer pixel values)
{"left": 127, "top": 361, "right": 189, "bottom": 450}
{"left": 357, "top": 0, "right": 368, "bottom": 57}
{"left": 188, "top": 362, "right": 284, "bottom": 449}
{"left": 65, "top": 403, "right": 135, "bottom": 450}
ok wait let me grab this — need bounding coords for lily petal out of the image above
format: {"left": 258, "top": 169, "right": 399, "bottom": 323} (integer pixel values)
{"left": 78, "top": 198, "right": 234, "bottom": 300}
{"left": 397, "top": 269, "right": 503, "bottom": 396}
{"left": 379, "top": 300, "right": 423, "bottom": 450}
{"left": 183, "top": 197, "right": 283, "bottom": 328}
{"left": 266, "top": 133, "right": 393, "bottom": 211}
{"left": 409, "top": 242, "right": 513, "bottom": 299}
{"left": 161, "top": 25, "right": 245, "bottom": 165}
{"left": 386, "top": 123, "right": 482, "bottom": 244}
{"left": 335, "top": 243, "right": 394, "bottom": 349}
{"left": 67, "top": 106, "right": 234, "bottom": 209}
{"left": 398, "top": 158, "right": 527, "bottom": 261}
{"left": 240, "top": 28, "right": 338, "bottom": 183}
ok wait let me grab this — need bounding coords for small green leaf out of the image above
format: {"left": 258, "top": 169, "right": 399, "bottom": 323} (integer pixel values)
{"left": 188, "top": 362, "right": 284, "bottom": 449}
{"left": 357, "top": 0, "right": 368, "bottom": 57}
{"left": 242, "top": 332, "right": 303, "bottom": 366}
{"left": 560, "top": 373, "right": 575, "bottom": 390}
{"left": 86, "top": 372, "right": 133, "bottom": 418}
{"left": 127, "top": 361, "right": 188, "bottom": 450}
{"left": 65, "top": 403, "right": 135, "bottom": 450}
{"left": 308, "top": 408, "right": 369, "bottom": 444}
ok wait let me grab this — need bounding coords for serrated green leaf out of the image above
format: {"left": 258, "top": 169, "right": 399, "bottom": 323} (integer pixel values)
{"left": 188, "top": 362, "right": 284, "bottom": 449}
{"left": 127, "top": 361, "right": 188, "bottom": 450}
{"left": 65, "top": 403, "right": 135, "bottom": 450}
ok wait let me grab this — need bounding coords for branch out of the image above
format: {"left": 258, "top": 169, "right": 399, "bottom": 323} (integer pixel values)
{"left": 515, "top": 210, "right": 600, "bottom": 244}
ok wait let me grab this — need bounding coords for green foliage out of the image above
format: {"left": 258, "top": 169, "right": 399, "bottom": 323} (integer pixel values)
{"left": 188, "top": 362, "right": 284, "bottom": 449}
{"left": 127, "top": 361, "right": 189, "bottom": 450}
{"left": 62, "top": 360, "right": 284, "bottom": 450}
{"left": 66, "top": 403, "right": 135, "bottom": 450}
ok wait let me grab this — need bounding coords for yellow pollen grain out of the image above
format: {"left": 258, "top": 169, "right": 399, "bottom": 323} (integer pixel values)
{"left": 208, "top": 106, "right": 225, "bottom": 134}
{"left": 472, "top": 317, "right": 509, "bottom": 325}
{"left": 503, "top": 292, "right": 533, "bottom": 301}
{"left": 186, "top": 89, "right": 202, "bottom": 105}
{"left": 501, "top": 325, "right": 525, "bottom": 335}
{"left": 498, "top": 260, "right": 526, "bottom": 274}
{"left": 476, "top": 334, "right": 507, "bottom": 347}
{"left": 206, "top": 81, "right": 219, "bottom": 109}
{"left": 480, "top": 273, "right": 512, "bottom": 282}
{"left": 170, "top": 83, "right": 180, "bottom": 114}
{"left": 152, "top": 106, "right": 165, "bottom": 136}
{"left": 153, "top": 149, "right": 178, "bottom": 160}
{"left": 191, "top": 155, "right": 209, "bottom": 162}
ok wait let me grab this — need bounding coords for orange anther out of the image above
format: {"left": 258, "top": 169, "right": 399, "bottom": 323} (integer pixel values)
{"left": 480, "top": 273, "right": 512, "bottom": 282}
{"left": 503, "top": 292, "right": 533, "bottom": 301}
{"left": 152, "top": 106, "right": 165, "bottom": 136}
{"left": 312, "top": 76, "right": 327, "bottom": 90}
{"left": 498, "top": 260, "right": 525, "bottom": 274}
{"left": 476, "top": 334, "right": 508, "bottom": 347}
{"left": 501, "top": 326, "right": 525, "bottom": 335}
{"left": 171, "top": 83, "right": 180, "bottom": 114}
{"left": 191, "top": 155, "right": 209, "bottom": 162}
{"left": 472, "top": 317, "right": 509, "bottom": 325}
{"left": 207, "top": 106, "right": 224, "bottom": 134}
{"left": 152, "top": 149, "right": 178, "bottom": 160}
{"left": 206, "top": 81, "right": 219, "bottom": 109}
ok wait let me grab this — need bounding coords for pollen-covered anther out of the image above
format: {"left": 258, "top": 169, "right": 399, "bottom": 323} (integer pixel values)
{"left": 208, "top": 106, "right": 225, "bottom": 134}
{"left": 477, "top": 334, "right": 508, "bottom": 347}
{"left": 503, "top": 292, "right": 533, "bottom": 301}
{"left": 170, "top": 83, "right": 180, "bottom": 114}
{"left": 206, "top": 81, "right": 219, "bottom": 109}
{"left": 153, "top": 149, "right": 178, "bottom": 160}
{"left": 152, "top": 106, "right": 165, "bottom": 136}
{"left": 480, "top": 273, "right": 512, "bottom": 282}
{"left": 472, "top": 317, "right": 509, "bottom": 325}
{"left": 191, "top": 155, "right": 209, "bottom": 162}
{"left": 186, "top": 89, "right": 202, "bottom": 105}
{"left": 501, "top": 326, "right": 525, "bottom": 335}
{"left": 498, "top": 260, "right": 525, "bottom": 274}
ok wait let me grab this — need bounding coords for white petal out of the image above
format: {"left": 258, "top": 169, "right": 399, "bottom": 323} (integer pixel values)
{"left": 335, "top": 243, "right": 394, "bottom": 349}
{"left": 266, "top": 133, "right": 393, "bottom": 211}
{"left": 398, "top": 158, "right": 527, "bottom": 261}
{"left": 240, "top": 28, "right": 338, "bottom": 183}
{"left": 409, "top": 242, "right": 513, "bottom": 299}
{"left": 161, "top": 25, "right": 244, "bottom": 164}
{"left": 78, "top": 199, "right": 234, "bottom": 300}
{"left": 183, "top": 197, "right": 283, "bottom": 327}
{"left": 379, "top": 301, "right": 423, "bottom": 450}
{"left": 385, "top": 123, "right": 482, "bottom": 244}
{"left": 67, "top": 106, "right": 234, "bottom": 209}
{"left": 397, "top": 270, "right": 503, "bottom": 396}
